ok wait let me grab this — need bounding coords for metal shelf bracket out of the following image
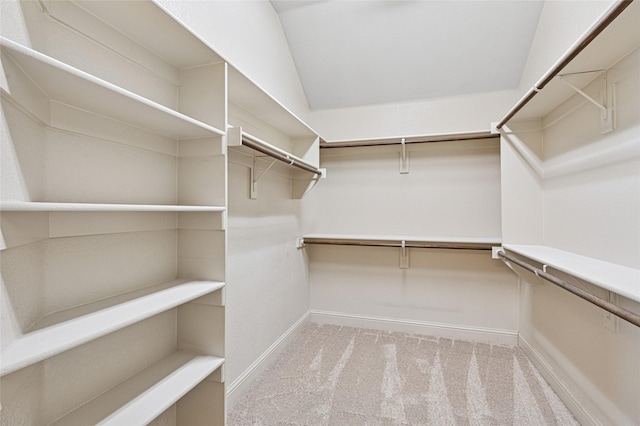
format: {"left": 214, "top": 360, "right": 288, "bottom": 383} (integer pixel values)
{"left": 400, "top": 240, "right": 410, "bottom": 269}
{"left": 558, "top": 72, "right": 615, "bottom": 134}
{"left": 399, "top": 138, "right": 409, "bottom": 174}
{"left": 250, "top": 158, "right": 277, "bottom": 199}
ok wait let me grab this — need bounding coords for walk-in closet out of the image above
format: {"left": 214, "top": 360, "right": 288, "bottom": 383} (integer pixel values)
{"left": 1, "top": 0, "right": 638, "bottom": 425}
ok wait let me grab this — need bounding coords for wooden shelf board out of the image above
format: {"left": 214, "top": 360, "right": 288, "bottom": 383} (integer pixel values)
{"left": 0, "top": 202, "right": 225, "bottom": 212}
{"left": 0, "top": 37, "right": 225, "bottom": 139}
{"left": 50, "top": 351, "right": 224, "bottom": 426}
{"left": 503, "top": 244, "right": 640, "bottom": 303}
{"left": 0, "top": 280, "right": 225, "bottom": 377}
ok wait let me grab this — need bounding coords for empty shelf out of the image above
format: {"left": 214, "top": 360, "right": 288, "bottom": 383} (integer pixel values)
{"left": 0, "top": 37, "right": 224, "bottom": 139}
{"left": 0, "top": 202, "right": 225, "bottom": 212}
{"left": 503, "top": 244, "right": 640, "bottom": 303}
{"left": 0, "top": 280, "right": 225, "bottom": 377}
{"left": 50, "top": 351, "right": 224, "bottom": 426}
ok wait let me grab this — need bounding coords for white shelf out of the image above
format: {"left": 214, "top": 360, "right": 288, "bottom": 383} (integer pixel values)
{"left": 48, "top": 0, "right": 224, "bottom": 70}
{"left": 0, "top": 37, "right": 225, "bottom": 139}
{"left": 228, "top": 67, "right": 317, "bottom": 139}
{"left": 0, "top": 280, "right": 225, "bottom": 377}
{"left": 503, "top": 244, "right": 640, "bottom": 303}
{"left": 0, "top": 202, "right": 225, "bottom": 212}
{"left": 302, "top": 234, "right": 501, "bottom": 249}
{"left": 228, "top": 127, "right": 322, "bottom": 175}
{"left": 50, "top": 351, "right": 224, "bottom": 426}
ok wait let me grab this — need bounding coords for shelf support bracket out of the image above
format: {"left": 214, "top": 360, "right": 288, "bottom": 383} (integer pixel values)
{"left": 250, "top": 158, "right": 277, "bottom": 199}
{"left": 558, "top": 73, "right": 614, "bottom": 134}
{"left": 399, "top": 138, "right": 409, "bottom": 174}
{"left": 399, "top": 240, "right": 410, "bottom": 269}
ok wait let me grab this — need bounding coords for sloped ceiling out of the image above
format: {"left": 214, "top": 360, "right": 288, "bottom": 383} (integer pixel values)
{"left": 271, "top": 0, "right": 544, "bottom": 110}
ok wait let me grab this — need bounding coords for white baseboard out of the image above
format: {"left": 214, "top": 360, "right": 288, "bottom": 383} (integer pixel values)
{"left": 226, "top": 311, "right": 310, "bottom": 408}
{"left": 518, "top": 334, "right": 599, "bottom": 426}
{"left": 309, "top": 309, "right": 518, "bottom": 346}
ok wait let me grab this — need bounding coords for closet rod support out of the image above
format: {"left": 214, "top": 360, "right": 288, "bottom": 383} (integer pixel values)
{"left": 400, "top": 138, "right": 409, "bottom": 174}
{"left": 557, "top": 75, "right": 607, "bottom": 112}
{"left": 400, "top": 240, "right": 410, "bottom": 269}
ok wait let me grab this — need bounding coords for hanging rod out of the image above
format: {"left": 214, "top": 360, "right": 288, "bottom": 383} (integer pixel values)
{"left": 232, "top": 130, "right": 324, "bottom": 176}
{"left": 495, "top": 0, "right": 633, "bottom": 130}
{"left": 497, "top": 250, "right": 640, "bottom": 328}
{"left": 301, "top": 236, "right": 497, "bottom": 251}
{"left": 320, "top": 131, "right": 497, "bottom": 149}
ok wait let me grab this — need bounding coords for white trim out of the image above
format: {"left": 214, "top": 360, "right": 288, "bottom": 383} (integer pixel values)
{"left": 518, "top": 334, "right": 600, "bottom": 426}
{"left": 309, "top": 310, "right": 518, "bottom": 346}
{"left": 226, "top": 311, "right": 310, "bottom": 408}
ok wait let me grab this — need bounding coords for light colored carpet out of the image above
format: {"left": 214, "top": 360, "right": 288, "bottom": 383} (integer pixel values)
{"left": 229, "top": 323, "right": 578, "bottom": 425}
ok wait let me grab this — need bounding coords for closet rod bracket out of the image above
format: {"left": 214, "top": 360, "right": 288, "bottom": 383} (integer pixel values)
{"left": 250, "top": 158, "right": 277, "bottom": 199}
{"left": 557, "top": 72, "right": 615, "bottom": 134}
{"left": 399, "top": 240, "right": 410, "bottom": 269}
{"left": 399, "top": 138, "right": 409, "bottom": 174}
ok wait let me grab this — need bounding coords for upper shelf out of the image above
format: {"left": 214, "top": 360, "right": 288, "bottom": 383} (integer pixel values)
{"left": 44, "top": 0, "right": 224, "bottom": 70}
{"left": 500, "top": 0, "right": 639, "bottom": 124}
{"left": 228, "top": 127, "right": 323, "bottom": 176}
{"left": 228, "top": 68, "right": 318, "bottom": 140}
{"left": 503, "top": 244, "right": 640, "bottom": 303}
{"left": 0, "top": 37, "right": 225, "bottom": 139}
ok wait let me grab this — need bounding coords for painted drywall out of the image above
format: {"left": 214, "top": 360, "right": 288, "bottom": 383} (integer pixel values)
{"left": 309, "top": 90, "right": 518, "bottom": 142}
{"left": 302, "top": 139, "right": 519, "bottom": 343}
{"left": 225, "top": 156, "right": 310, "bottom": 386}
{"left": 157, "top": 0, "right": 310, "bottom": 123}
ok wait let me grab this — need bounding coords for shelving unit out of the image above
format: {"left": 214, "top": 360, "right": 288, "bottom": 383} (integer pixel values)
{"left": 0, "top": 1, "right": 231, "bottom": 424}
{"left": 2, "top": 0, "right": 323, "bottom": 423}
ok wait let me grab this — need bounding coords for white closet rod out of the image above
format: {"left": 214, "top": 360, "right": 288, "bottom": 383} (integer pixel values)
{"left": 496, "top": 0, "right": 633, "bottom": 130}
{"left": 320, "top": 131, "right": 496, "bottom": 149}
{"left": 498, "top": 250, "right": 640, "bottom": 328}
{"left": 301, "top": 237, "right": 495, "bottom": 251}
{"left": 240, "top": 133, "right": 323, "bottom": 176}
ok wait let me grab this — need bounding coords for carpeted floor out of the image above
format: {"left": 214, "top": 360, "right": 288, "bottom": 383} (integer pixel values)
{"left": 228, "top": 323, "right": 578, "bottom": 425}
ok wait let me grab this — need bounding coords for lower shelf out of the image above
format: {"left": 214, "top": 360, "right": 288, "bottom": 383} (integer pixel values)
{"left": 503, "top": 244, "right": 639, "bottom": 303}
{"left": 50, "top": 351, "right": 224, "bottom": 426}
{"left": 0, "top": 280, "right": 225, "bottom": 377}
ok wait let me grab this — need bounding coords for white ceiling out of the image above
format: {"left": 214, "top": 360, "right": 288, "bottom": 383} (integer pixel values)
{"left": 271, "top": 0, "right": 544, "bottom": 110}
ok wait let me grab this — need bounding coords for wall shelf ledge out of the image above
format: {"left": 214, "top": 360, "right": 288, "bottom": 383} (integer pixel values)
{"left": 49, "top": 351, "right": 224, "bottom": 426}
{"left": 0, "top": 201, "right": 226, "bottom": 212}
{"left": 503, "top": 244, "right": 640, "bottom": 303}
{"left": 0, "top": 37, "right": 225, "bottom": 139}
{"left": 0, "top": 280, "right": 225, "bottom": 377}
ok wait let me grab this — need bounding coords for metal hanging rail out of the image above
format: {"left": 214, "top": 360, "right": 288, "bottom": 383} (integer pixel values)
{"left": 320, "top": 131, "right": 497, "bottom": 149}
{"left": 301, "top": 236, "right": 497, "bottom": 251}
{"left": 498, "top": 250, "right": 640, "bottom": 328}
{"left": 240, "top": 132, "right": 323, "bottom": 176}
{"left": 495, "top": 0, "right": 633, "bottom": 130}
